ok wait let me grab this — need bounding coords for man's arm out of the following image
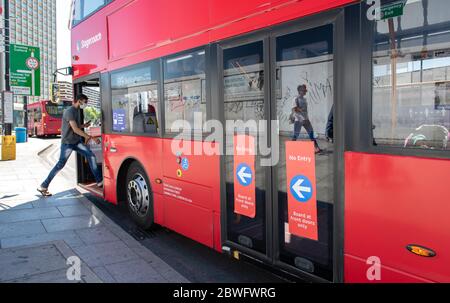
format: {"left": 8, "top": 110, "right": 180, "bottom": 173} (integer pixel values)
{"left": 69, "top": 120, "right": 90, "bottom": 141}
{"left": 68, "top": 120, "right": 101, "bottom": 145}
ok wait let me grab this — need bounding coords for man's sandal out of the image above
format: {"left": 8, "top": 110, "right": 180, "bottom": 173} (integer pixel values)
{"left": 37, "top": 187, "right": 52, "bottom": 197}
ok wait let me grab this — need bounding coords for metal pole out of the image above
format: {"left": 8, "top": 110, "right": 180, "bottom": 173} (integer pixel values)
{"left": 0, "top": 0, "right": 5, "bottom": 93}
{"left": 23, "top": 95, "right": 27, "bottom": 142}
{"left": 4, "top": 0, "right": 11, "bottom": 135}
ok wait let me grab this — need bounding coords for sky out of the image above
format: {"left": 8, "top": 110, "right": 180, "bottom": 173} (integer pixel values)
{"left": 56, "top": 0, "right": 72, "bottom": 82}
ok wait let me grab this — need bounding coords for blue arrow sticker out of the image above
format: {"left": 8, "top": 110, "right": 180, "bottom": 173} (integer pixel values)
{"left": 181, "top": 158, "right": 189, "bottom": 171}
{"left": 236, "top": 163, "right": 253, "bottom": 187}
{"left": 290, "top": 175, "right": 313, "bottom": 202}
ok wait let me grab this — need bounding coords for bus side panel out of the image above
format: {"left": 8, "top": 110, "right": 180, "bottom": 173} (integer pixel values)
{"left": 344, "top": 255, "right": 434, "bottom": 283}
{"left": 103, "top": 134, "right": 164, "bottom": 204}
{"left": 73, "top": 0, "right": 356, "bottom": 79}
{"left": 344, "top": 152, "right": 450, "bottom": 283}
{"left": 153, "top": 193, "right": 165, "bottom": 225}
{"left": 162, "top": 139, "right": 221, "bottom": 251}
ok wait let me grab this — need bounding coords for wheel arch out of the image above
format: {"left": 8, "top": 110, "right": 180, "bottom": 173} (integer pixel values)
{"left": 116, "top": 157, "right": 151, "bottom": 207}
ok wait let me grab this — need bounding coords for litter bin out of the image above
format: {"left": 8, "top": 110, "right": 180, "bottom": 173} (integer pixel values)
{"left": 1, "top": 135, "right": 16, "bottom": 161}
{"left": 15, "top": 127, "right": 27, "bottom": 143}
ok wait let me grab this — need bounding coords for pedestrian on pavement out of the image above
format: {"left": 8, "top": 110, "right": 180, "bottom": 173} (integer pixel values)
{"left": 291, "top": 84, "right": 322, "bottom": 153}
{"left": 37, "top": 94, "right": 103, "bottom": 196}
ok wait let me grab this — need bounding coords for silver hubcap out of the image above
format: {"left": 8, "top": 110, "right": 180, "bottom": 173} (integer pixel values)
{"left": 127, "top": 173, "right": 150, "bottom": 217}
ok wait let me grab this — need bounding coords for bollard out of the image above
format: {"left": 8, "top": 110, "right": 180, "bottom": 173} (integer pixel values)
{"left": 1, "top": 136, "right": 16, "bottom": 161}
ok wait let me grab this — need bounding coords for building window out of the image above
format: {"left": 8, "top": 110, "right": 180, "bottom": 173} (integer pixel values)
{"left": 163, "top": 50, "right": 206, "bottom": 135}
{"left": 372, "top": 0, "right": 450, "bottom": 151}
{"left": 111, "top": 62, "right": 159, "bottom": 134}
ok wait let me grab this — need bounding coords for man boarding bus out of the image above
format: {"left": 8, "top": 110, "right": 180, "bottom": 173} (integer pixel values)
{"left": 37, "top": 94, "right": 103, "bottom": 196}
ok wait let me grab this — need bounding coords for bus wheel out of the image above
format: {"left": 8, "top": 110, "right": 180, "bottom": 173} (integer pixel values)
{"left": 125, "top": 162, "right": 154, "bottom": 229}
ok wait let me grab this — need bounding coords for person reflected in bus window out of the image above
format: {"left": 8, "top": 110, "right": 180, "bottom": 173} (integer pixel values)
{"left": 37, "top": 94, "right": 103, "bottom": 196}
{"left": 325, "top": 104, "right": 333, "bottom": 143}
{"left": 291, "top": 84, "right": 322, "bottom": 153}
{"left": 434, "top": 82, "right": 442, "bottom": 108}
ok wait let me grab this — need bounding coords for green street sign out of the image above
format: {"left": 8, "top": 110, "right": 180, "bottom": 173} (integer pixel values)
{"left": 381, "top": 1, "right": 406, "bottom": 20}
{"left": 10, "top": 44, "right": 41, "bottom": 96}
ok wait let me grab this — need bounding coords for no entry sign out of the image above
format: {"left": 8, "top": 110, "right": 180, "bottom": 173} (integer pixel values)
{"left": 233, "top": 135, "right": 256, "bottom": 218}
{"left": 285, "top": 141, "right": 318, "bottom": 241}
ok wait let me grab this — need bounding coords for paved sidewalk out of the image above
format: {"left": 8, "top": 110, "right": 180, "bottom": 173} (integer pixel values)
{"left": 0, "top": 138, "right": 188, "bottom": 283}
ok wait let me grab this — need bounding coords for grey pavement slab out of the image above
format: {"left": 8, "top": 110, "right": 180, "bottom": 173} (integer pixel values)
{"left": 0, "top": 207, "right": 62, "bottom": 224}
{"left": 0, "top": 242, "right": 68, "bottom": 282}
{"left": 75, "top": 227, "right": 120, "bottom": 245}
{"left": 0, "top": 230, "right": 84, "bottom": 249}
{"left": 32, "top": 197, "right": 83, "bottom": 209}
{"left": 7, "top": 268, "right": 81, "bottom": 283}
{"left": 0, "top": 220, "right": 46, "bottom": 239}
{"left": 91, "top": 266, "right": 116, "bottom": 283}
{"left": 57, "top": 205, "right": 91, "bottom": 217}
{"left": 41, "top": 215, "right": 102, "bottom": 233}
{"left": 0, "top": 200, "right": 34, "bottom": 211}
{"left": 130, "top": 245, "right": 189, "bottom": 283}
{"left": 71, "top": 240, "right": 139, "bottom": 268}
{"left": 105, "top": 259, "right": 165, "bottom": 283}
{"left": 0, "top": 241, "right": 102, "bottom": 283}
{"left": 150, "top": 258, "right": 190, "bottom": 283}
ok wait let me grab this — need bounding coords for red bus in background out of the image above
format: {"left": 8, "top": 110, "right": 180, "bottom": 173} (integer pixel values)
{"left": 27, "top": 100, "right": 72, "bottom": 137}
{"left": 71, "top": 0, "right": 450, "bottom": 283}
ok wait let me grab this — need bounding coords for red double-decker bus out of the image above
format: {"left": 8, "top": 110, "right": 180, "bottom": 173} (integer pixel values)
{"left": 27, "top": 100, "right": 72, "bottom": 137}
{"left": 71, "top": 0, "right": 450, "bottom": 282}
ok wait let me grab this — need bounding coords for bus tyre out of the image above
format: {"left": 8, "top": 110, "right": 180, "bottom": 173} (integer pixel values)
{"left": 125, "top": 162, "right": 154, "bottom": 229}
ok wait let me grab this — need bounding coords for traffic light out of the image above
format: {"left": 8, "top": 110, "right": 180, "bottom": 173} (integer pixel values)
{"left": 50, "top": 83, "right": 60, "bottom": 103}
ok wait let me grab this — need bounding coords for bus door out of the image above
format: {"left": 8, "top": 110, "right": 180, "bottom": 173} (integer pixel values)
{"left": 75, "top": 77, "right": 104, "bottom": 197}
{"left": 221, "top": 22, "right": 337, "bottom": 282}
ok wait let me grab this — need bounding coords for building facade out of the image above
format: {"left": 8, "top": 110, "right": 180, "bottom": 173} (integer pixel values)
{"left": 8, "top": 0, "right": 57, "bottom": 127}
{"left": 58, "top": 81, "right": 74, "bottom": 101}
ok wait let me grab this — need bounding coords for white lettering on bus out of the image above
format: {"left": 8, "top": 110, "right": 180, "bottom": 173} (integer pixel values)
{"left": 79, "top": 33, "right": 102, "bottom": 50}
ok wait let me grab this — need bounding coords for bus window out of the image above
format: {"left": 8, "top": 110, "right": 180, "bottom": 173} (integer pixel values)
{"left": 72, "top": 0, "right": 112, "bottom": 26}
{"left": 372, "top": 0, "right": 450, "bottom": 150}
{"left": 45, "top": 101, "right": 72, "bottom": 119}
{"left": 164, "top": 50, "right": 206, "bottom": 135}
{"left": 111, "top": 63, "right": 159, "bottom": 134}
{"left": 35, "top": 108, "right": 42, "bottom": 122}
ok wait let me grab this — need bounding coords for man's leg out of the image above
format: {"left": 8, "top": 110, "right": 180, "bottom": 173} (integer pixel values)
{"left": 304, "top": 120, "right": 320, "bottom": 149}
{"left": 41, "top": 144, "right": 74, "bottom": 189}
{"left": 74, "top": 142, "right": 102, "bottom": 184}
{"left": 292, "top": 121, "right": 301, "bottom": 141}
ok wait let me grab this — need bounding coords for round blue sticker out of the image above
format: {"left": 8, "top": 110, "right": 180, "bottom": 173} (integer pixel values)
{"left": 236, "top": 163, "right": 253, "bottom": 187}
{"left": 181, "top": 158, "right": 189, "bottom": 171}
{"left": 290, "top": 175, "right": 313, "bottom": 202}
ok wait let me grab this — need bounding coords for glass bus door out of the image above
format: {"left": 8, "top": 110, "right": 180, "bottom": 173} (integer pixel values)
{"left": 221, "top": 23, "right": 336, "bottom": 281}
{"left": 75, "top": 77, "right": 104, "bottom": 197}
{"left": 273, "top": 24, "right": 335, "bottom": 281}
{"left": 222, "top": 39, "right": 270, "bottom": 259}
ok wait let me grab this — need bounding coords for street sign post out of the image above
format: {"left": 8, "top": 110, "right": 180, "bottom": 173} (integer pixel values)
{"left": 1, "top": 91, "right": 13, "bottom": 136}
{"left": 10, "top": 44, "right": 41, "bottom": 96}
{"left": 1, "top": 91, "right": 13, "bottom": 124}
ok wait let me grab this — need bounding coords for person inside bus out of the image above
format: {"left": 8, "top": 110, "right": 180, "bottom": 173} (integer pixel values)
{"left": 132, "top": 103, "right": 158, "bottom": 134}
{"left": 37, "top": 94, "right": 103, "bottom": 196}
{"left": 144, "top": 104, "right": 158, "bottom": 133}
{"left": 291, "top": 84, "right": 322, "bottom": 153}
